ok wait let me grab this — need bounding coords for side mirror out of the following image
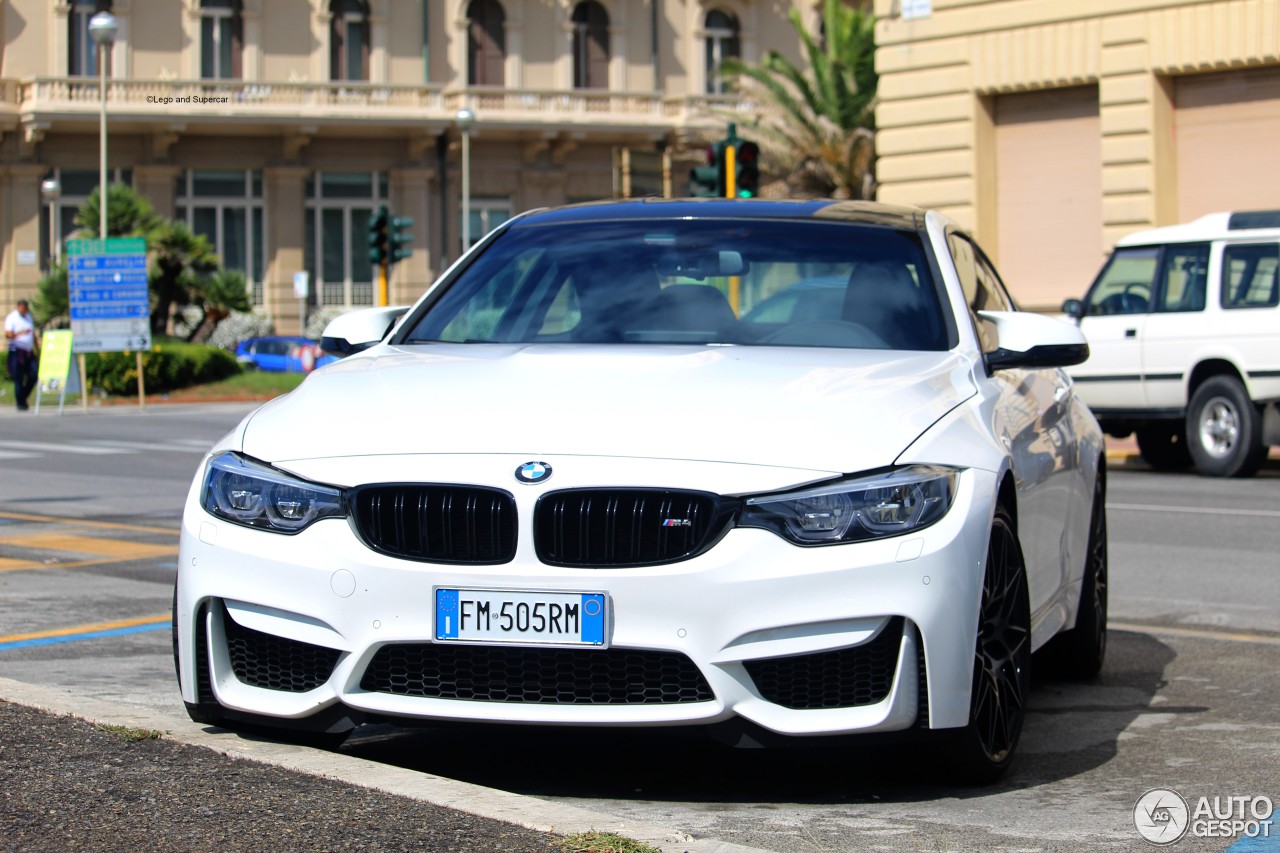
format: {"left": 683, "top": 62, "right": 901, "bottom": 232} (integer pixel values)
{"left": 978, "top": 310, "right": 1090, "bottom": 371}
{"left": 319, "top": 305, "right": 409, "bottom": 357}
{"left": 1060, "top": 298, "right": 1084, "bottom": 319}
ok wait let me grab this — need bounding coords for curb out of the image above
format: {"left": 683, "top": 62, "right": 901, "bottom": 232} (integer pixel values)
{"left": 0, "top": 677, "right": 765, "bottom": 853}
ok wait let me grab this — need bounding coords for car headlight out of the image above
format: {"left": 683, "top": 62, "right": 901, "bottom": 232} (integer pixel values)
{"left": 201, "top": 452, "right": 345, "bottom": 534}
{"left": 739, "top": 466, "right": 958, "bottom": 545}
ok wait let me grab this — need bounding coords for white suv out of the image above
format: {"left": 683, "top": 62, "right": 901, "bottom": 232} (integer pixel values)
{"left": 1064, "top": 211, "right": 1280, "bottom": 477}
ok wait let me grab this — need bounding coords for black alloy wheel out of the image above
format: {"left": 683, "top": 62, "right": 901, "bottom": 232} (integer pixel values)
{"left": 947, "top": 506, "right": 1030, "bottom": 783}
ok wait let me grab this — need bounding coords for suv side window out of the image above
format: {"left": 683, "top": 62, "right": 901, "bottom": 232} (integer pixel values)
{"left": 1221, "top": 243, "right": 1280, "bottom": 309}
{"left": 1085, "top": 246, "right": 1159, "bottom": 316}
{"left": 1154, "top": 243, "right": 1210, "bottom": 313}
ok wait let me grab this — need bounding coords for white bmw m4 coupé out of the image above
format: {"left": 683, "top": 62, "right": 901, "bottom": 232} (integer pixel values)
{"left": 175, "top": 199, "right": 1107, "bottom": 782}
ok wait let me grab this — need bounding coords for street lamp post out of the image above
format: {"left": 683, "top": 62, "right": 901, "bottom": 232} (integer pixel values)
{"left": 40, "top": 177, "right": 61, "bottom": 271}
{"left": 455, "top": 108, "right": 475, "bottom": 254}
{"left": 89, "top": 11, "right": 118, "bottom": 241}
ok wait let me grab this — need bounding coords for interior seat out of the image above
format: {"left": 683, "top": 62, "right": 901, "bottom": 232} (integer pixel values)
{"left": 843, "top": 261, "right": 939, "bottom": 350}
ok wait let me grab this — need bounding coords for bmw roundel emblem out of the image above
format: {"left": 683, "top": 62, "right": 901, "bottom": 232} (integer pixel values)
{"left": 515, "top": 461, "right": 552, "bottom": 484}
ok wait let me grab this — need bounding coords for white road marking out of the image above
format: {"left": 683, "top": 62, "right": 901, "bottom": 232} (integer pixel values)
{"left": 1107, "top": 502, "right": 1280, "bottom": 519}
{"left": 0, "top": 441, "right": 121, "bottom": 455}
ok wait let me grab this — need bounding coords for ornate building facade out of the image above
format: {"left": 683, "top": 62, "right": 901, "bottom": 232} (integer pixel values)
{"left": 1, "top": 0, "right": 812, "bottom": 332}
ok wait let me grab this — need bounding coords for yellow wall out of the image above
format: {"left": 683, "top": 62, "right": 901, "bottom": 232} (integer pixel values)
{"left": 874, "top": 0, "right": 1280, "bottom": 262}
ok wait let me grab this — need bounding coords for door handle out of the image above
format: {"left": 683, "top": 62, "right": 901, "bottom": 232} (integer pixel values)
{"left": 1125, "top": 328, "right": 1137, "bottom": 338}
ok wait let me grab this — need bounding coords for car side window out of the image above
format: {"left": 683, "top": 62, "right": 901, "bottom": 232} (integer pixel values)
{"left": 1154, "top": 243, "right": 1210, "bottom": 313}
{"left": 948, "top": 232, "right": 979, "bottom": 309}
{"left": 974, "top": 250, "right": 1015, "bottom": 312}
{"left": 948, "top": 232, "right": 1009, "bottom": 351}
{"left": 1221, "top": 243, "right": 1280, "bottom": 309}
{"left": 1085, "top": 246, "right": 1159, "bottom": 316}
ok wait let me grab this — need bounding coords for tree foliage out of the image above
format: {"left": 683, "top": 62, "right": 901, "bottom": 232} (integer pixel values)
{"left": 38, "top": 184, "right": 248, "bottom": 341}
{"left": 719, "top": 0, "right": 878, "bottom": 199}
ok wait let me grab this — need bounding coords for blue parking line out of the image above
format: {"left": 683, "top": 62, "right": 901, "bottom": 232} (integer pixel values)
{"left": 0, "top": 621, "right": 171, "bottom": 651}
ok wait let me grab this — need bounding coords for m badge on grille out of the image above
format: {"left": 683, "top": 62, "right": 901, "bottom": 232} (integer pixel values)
{"left": 515, "top": 461, "right": 552, "bottom": 484}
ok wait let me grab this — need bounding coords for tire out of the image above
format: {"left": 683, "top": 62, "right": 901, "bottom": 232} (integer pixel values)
{"left": 1042, "top": 468, "right": 1108, "bottom": 679}
{"left": 1186, "top": 376, "right": 1267, "bottom": 478}
{"left": 173, "top": 588, "right": 226, "bottom": 726}
{"left": 1134, "top": 424, "right": 1192, "bottom": 471}
{"left": 945, "top": 507, "right": 1031, "bottom": 784}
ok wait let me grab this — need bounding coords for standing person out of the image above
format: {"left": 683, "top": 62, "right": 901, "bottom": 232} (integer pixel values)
{"left": 5, "top": 299, "right": 39, "bottom": 411}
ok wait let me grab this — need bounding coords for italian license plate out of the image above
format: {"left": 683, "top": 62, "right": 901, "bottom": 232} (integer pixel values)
{"left": 434, "top": 588, "right": 608, "bottom": 647}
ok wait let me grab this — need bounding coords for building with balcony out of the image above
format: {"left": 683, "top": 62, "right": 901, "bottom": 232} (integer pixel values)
{"left": 873, "top": 0, "right": 1280, "bottom": 311}
{"left": 1, "top": 0, "right": 812, "bottom": 334}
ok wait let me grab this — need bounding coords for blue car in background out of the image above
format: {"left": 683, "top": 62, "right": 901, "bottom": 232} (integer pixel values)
{"left": 234, "top": 336, "right": 336, "bottom": 373}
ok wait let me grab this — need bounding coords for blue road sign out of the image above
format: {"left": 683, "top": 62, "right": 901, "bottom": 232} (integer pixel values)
{"left": 67, "top": 238, "right": 152, "bottom": 353}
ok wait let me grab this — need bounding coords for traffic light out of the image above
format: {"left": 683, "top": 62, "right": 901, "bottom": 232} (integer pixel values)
{"left": 688, "top": 144, "right": 723, "bottom": 197}
{"left": 734, "top": 141, "right": 760, "bottom": 198}
{"left": 367, "top": 204, "right": 389, "bottom": 265}
{"left": 390, "top": 214, "right": 414, "bottom": 263}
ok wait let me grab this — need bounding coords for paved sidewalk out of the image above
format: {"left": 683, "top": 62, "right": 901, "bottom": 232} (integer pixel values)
{"left": 0, "top": 678, "right": 762, "bottom": 853}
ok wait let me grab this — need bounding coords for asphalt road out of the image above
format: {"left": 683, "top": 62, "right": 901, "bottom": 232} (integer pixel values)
{"left": 2, "top": 402, "right": 1278, "bottom": 851}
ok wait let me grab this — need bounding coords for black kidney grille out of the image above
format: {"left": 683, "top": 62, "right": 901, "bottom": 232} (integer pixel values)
{"left": 224, "top": 614, "right": 341, "bottom": 693}
{"left": 535, "top": 489, "right": 729, "bottom": 567}
{"left": 361, "top": 643, "right": 715, "bottom": 705}
{"left": 744, "top": 617, "right": 904, "bottom": 710}
{"left": 351, "top": 485, "right": 516, "bottom": 564}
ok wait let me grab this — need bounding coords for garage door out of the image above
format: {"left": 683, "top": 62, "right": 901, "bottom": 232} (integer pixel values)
{"left": 1175, "top": 67, "right": 1280, "bottom": 222}
{"left": 994, "top": 86, "right": 1103, "bottom": 311}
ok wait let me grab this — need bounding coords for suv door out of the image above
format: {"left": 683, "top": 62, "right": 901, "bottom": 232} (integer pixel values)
{"left": 1139, "top": 242, "right": 1211, "bottom": 410}
{"left": 1073, "top": 246, "right": 1160, "bottom": 410}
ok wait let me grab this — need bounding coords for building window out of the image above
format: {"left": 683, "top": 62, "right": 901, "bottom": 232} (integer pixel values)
{"left": 200, "top": 0, "right": 243, "bottom": 79}
{"left": 704, "top": 9, "right": 740, "bottom": 95}
{"left": 305, "top": 172, "right": 388, "bottom": 308}
{"left": 467, "top": 0, "right": 506, "bottom": 86}
{"left": 330, "top": 0, "right": 370, "bottom": 82}
{"left": 69, "top": 0, "right": 113, "bottom": 77}
{"left": 175, "top": 170, "right": 266, "bottom": 305}
{"left": 467, "top": 199, "right": 511, "bottom": 250}
{"left": 572, "top": 1, "right": 609, "bottom": 90}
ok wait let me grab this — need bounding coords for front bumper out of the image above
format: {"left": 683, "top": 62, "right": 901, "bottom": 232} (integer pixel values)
{"left": 176, "top": 457, "right": 996, "bottom": 737}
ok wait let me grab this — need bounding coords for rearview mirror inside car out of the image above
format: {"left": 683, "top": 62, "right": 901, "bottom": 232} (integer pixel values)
{"left": 656, "top": 249, "right": 747, "bottom": 280}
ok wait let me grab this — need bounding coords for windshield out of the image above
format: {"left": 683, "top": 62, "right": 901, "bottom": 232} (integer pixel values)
{"left": 401, "top": 218, "right": 949, "bottom": 350}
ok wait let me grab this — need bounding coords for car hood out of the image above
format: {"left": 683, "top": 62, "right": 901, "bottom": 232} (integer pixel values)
{"left": 241, "top": 344, "right": 978, "bottom": 474}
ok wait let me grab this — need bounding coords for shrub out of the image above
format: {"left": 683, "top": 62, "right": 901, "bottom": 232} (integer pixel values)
{"left": 305, "top": 307, "right": 346, "bottom": 340}
{"left": 208, "top": 310, "right": 275, "bottom": 351}
{"left": 86, "top": 340, "right": 240, "bottom": 396}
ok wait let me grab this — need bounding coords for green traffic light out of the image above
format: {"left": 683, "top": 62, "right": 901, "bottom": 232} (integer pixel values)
{"left": 390, "top": 215, "right": 414, "bottom": 263}
{"left": 367, "top": 205, "right": 389, "bottom": 265}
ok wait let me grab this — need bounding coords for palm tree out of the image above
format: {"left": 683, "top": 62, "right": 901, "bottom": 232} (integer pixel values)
{"left": 149, "top": 221, "right": 220, "bottom": 337}
{"left": 74, "top": 184, "right": 162, "bottom": 238}
{"left": 185, "top": 269, "right": 253, "bottom": 342}
{"left": 719, "top": 0, "right": 878, "bottom": 199}
{"left": 33, "top": 262, "right": 70, "bottom": 327}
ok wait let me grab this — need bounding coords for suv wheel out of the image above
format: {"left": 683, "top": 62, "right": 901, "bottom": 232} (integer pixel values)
{"left": 1186, "top": 376, "right": 1267, "bottom": 478}
{"left": 1134, "top": 424, "right": 1192, "bottom": 471}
